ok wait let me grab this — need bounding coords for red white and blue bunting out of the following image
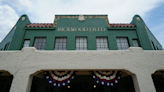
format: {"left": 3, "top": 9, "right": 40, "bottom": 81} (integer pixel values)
{"left": 44, "top": 71, "right": 76, "bottom": 87}
{"left": 90, "top": 71, "right": 122, "bottom": 86}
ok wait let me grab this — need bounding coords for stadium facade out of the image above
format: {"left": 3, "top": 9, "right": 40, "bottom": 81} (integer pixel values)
{"left": 0, "top": 14, "right": 164, "bottom": 92}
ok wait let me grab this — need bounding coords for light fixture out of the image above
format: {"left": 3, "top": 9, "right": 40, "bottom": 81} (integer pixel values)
{"left": 94, "top": 85, "right": 96, "bottom": 88}
{"left": 67, "top": 86, "right": 70, "bottom": 88}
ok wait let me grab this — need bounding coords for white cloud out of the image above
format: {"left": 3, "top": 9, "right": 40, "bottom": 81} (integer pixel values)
{"left": 0, "top": 4, "right": 19, "bottom": 42}
{"left": 1, "top": 0, "right": 32, "bottom": 11}
{"left": 0, "top": 0, "right": 164, "bottom": 46}
{"left": 27, "top": 0, "right": 164, "bottom": 47}
{"left": 29, "top": 0, "right": 164, "bottom": 23}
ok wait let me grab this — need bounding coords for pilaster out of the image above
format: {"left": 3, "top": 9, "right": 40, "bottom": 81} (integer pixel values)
{"left": 132, "top": 71, "right": 156, "bottom": 92}
{"left": 9, "top": 70, "right": 33, "bottom": 92}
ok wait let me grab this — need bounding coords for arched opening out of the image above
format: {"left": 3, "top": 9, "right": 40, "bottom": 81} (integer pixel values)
{"left": 4, "top": 42, "right": 10, "bottom": 51}
{"left": 30, "top": 70, "right": 135, "bottom": 92}
{"left": 152, "top": 70, "right": 164, "bottom": 92}
{"left": 0, "top": 71, "right": 13, "bottom": 92}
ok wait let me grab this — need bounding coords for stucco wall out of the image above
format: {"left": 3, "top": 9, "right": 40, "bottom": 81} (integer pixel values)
{"left": 0, "top": 47, "right": 164, "bottom": 92}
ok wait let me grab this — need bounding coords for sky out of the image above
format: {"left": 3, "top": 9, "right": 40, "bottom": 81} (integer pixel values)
{"left": 0, "top": 0, "right": 164, "bottom": 47}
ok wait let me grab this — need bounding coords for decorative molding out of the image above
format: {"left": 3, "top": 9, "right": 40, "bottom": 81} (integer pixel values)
{"left": 145, "top": 26, "right": 147, "bottom": 30}
{"left": 107, "top": 27, "right": 137, "bottom": 30}
{"left": 21, "top": 17, "right": 25, "bottom": 21}
{"left": 14, "top": 26, "right": 16, "bottom": 31}
{"left": 53, "top": 15, "right": 109, "bottom": 27}
{"left": 78, "top": 15, "right": 85, "bottom": 21}
{"left": 136, "top": 17, "right": 140, "bottom": 21}
{"left": 25, "top": 27, "right": 55, "bottom": 30}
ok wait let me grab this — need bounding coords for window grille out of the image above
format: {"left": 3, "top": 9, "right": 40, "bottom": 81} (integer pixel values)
{"left": 4, "top": 42, "right": 10, "bottom": 50}
{"left": 96, "top": 37, "right": 109, "bottom": 50}
{"left": 54, "top": 37, "right": 67, "bottom": 50}
{"left": 132, "top": 39, "right": 139, "bottom": 47}
{"left": 76, "top": 37, "right": 87, "bottom": 50}
{"left": 116, "top": 37, "right": 129, "bottom": 50}
{"left": 151, "top": 41, "right": 156, "bottom": 50}
{"left": 33, "top": 37, "right": 46, "bottom": 50}
{"left": 23, "top": 40, "right": 30, "bottom": 47}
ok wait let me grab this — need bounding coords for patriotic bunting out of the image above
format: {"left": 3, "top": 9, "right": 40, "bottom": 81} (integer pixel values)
{"left": 90, "top": 71, "right": 122, "bottom": 86}
{"left": 44, "top": 71, "right": 76, "bottom": 87}
{"left": 44, "top": 71, "right": 122, "bottom": 87}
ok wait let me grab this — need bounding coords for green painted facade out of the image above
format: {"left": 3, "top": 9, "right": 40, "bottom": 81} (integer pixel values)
{"left": 0, "top": 14, "right": 162, "bottom": 50}
{"left": 131, "top": 15, "right": 162, "bottom": 50}
{"left": 0, "top": 25, "right": 15, "bottom": 50}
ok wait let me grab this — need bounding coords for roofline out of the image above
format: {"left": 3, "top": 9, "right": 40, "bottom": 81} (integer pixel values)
{"left": 55, "top": 15, "right": 108, "bottom": 16}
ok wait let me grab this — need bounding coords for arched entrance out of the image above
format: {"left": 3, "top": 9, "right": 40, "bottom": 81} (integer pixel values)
{"left": 30, "top": 70, "right": 135, "bottom": 92}
{"left": 152, "top": 70, "right": 164, "bottom": 92}
{"left": 0, "top": 71, "right": 13, "bottom": 92}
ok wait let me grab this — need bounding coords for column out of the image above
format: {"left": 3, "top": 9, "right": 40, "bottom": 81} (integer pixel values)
{"left": 9, "top": 70, "right": 33, "bottom": 92}
{"left": 132, "top": 72, "right": 156, "bottom": 92}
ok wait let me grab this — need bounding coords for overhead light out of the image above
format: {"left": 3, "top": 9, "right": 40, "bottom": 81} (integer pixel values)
{"left": 94, "top": 85, "right": 96, "bottom": 88}
{"left": 67, "top": 86, "right": 70, "bottom": 88}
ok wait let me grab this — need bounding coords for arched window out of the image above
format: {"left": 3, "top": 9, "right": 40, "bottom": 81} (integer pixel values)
{"left": 4, "top": 42, "right": 10, "bottom": 50}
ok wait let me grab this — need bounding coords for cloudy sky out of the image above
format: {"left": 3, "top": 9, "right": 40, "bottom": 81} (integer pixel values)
{"left": 0, "top": 0, "right": 164, "bottom": 47}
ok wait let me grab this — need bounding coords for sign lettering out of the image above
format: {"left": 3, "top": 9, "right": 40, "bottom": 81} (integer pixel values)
{"left": 57, "top": 27, "right": 106, "bottom": 32}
